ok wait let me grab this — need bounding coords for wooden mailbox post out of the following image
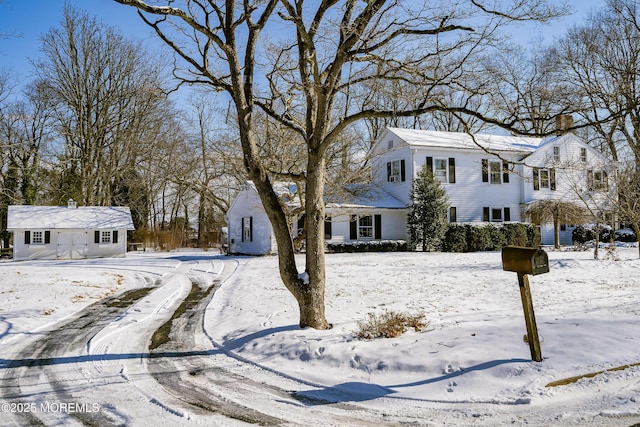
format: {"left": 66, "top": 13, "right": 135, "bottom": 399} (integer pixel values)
{"left": 501, "top": 246, "right": 549, "bottom": 362}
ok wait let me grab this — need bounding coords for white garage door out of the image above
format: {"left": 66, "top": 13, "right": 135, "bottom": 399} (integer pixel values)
{"left": 56, "top": 231, "right": 89, "bottom": 259}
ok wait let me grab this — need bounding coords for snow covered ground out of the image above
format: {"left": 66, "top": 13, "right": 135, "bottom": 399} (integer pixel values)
{"left": 1, "top": 246, "right": 639, "bottom": 425}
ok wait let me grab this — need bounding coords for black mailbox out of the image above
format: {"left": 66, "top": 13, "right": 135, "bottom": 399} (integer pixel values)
{"left": 502, "top": 246, "right": 549, "bottom": 276}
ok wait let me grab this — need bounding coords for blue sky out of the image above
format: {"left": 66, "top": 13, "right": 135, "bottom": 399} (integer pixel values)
{"left": 0, "top": 0, "right": 603, "bottom": 98}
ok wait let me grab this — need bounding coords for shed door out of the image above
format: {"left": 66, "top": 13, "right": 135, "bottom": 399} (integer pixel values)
{"left": 57, "top": 231, "right": 89, "bottom": 259}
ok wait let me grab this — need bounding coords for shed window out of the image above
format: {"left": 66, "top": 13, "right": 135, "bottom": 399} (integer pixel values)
{"left": 94, "top": 230, "right": 118, "bottom": 244}
{"left": 32, "top": 231, "right": 44, "bottom": 244}
{"left": 242, "top": 217, "right": 253, "bottom": 242}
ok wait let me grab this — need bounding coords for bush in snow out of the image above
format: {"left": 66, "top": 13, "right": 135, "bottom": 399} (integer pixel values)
{"left": 466, "top": 224, "right": 492, "bottom": 252}
{"left": 356, "top": 310, "right": 428, "bottom": 339}
{"left": 326, "top": 240, "right": 408, "bottom": 253}
{"left": 442, "top": 224, "right": 467, "bottom": 252}
{"left": 442, "top": 222, "right": 538, "bottom": 252}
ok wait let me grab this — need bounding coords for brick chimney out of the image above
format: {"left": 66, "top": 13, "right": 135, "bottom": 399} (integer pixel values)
{"left": 556, "top": 114, "right": 574, "bottom": 135}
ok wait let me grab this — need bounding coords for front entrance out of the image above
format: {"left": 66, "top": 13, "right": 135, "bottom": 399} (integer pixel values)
{"left": 56, "top": 231, "right": 89, "bottom": 259}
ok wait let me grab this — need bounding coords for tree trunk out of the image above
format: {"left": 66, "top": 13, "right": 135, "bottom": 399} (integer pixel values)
{"left": 300, "top": 150, "right": 331, "bottom": 329}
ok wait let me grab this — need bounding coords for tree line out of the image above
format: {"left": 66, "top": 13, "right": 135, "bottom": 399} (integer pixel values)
{"left": 0, "top": 6, "right": 247, "bottom": 249}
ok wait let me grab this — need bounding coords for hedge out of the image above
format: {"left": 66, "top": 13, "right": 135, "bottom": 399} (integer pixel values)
{"left": 442, "top": 222, "right": 540, "bottom": 252}
{"left": 327, "top": 240, "right": 408, "bottom": 253}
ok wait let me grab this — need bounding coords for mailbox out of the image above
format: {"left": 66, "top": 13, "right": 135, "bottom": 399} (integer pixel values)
{"left": 502, "top": 246, "right": 549, "bottom": 276}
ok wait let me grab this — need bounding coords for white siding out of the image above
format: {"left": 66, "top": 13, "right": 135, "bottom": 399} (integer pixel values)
{"left": 226, "top": 186, "right": 275, "bottom": 255}
{"left": 11, "top": 228, "right": 128, "bottom": 261}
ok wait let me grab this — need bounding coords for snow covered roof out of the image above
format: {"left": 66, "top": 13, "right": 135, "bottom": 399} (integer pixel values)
{"left": 326, "top": 185, "right": 406, "bottom": 209}
{"left": 7, "top": 205, "right": 135, "bottom": 230}
{"left": 242, "top": 181, "right": 405, "bottom": 210}
{"left": 385, "top": 127, "right": 544, "bottom": 152}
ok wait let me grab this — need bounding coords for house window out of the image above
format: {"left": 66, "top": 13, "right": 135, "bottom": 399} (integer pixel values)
{"left": 433, "top": 159, "right": 448, "bottom": 182}
{"left": 387, "top": 159, "right": 405, "bottom": 182}
{"left": 588, "top": 170, "right": 609, "bottom": 192}
{"left": 491, "top": 208, "right": 502, "bottom": 222}
{"left": 490, "top": 161, "right": 501, "bottom": 184}
{"left": 483, "top": 207, "right": 510, "bottom": 222}
{"left": 482, "top": 159, "right": 506, "bottom": 184}
{"left": 427, "top": 157, "right": 456, "bottom": 183}
{"left": 242, "top": 217, "right": 253, "bottom": 242}
{"left": 32, "top": 231, "right": 44, "bottom": 244}
{"left": 553, "top": 146, "right": 560, "bottom": 162}
{"left": 358, "top": 215, "right": 373, "bottom": 239}
{"left": 324, "top": 217, "right": 332, "bottom": 240}
{"left": 387, "top": 140, "right": 394, "bottom": 149}
{"left": 350, "top": 214, "right": 381, "bottom": 240}
{"left": 533, "top": 168, "right": 556, "bottom": 191}
{"left": 580, "top": 147, "right": 587, "bottom": 163}
{"left": 449, "top": 207, "right": 457, "bottom": 223}
{"left": 101, "top": 231, "right": 112, "bottom": 244}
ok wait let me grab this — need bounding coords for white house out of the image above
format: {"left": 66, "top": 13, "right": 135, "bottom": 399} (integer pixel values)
{"left": 373, "top": 127, "right": 615, "bottom": 245}
{"left": 225, "top": 182, "right": 406, "bottom": 255}
{"left": 7, "top": 200, "right": 135, "bottom": 260}
{"left": 226, "top": 126, "right": 616, "bottom": 253}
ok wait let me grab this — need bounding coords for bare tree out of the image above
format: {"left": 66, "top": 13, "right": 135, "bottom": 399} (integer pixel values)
{"left": 549, "top": 0, "right": 640, "bottom": 162}
{"left": 35, "top": 5, "right": 173, "bottom": 207}
{"left": 114, "top": 0, "right": 566, "bottom": 329}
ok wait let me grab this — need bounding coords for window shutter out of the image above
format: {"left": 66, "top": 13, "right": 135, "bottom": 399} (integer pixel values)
{"left": 483, "top": 207, "right": 490, "bottom": 222}
{"left": 387, "top": 162, "right": 391, "bottom": 182}
{"left": 350, "top": 215, "right": 357, "bottom": 240}
{"left": 550, "top": 169, "right": 556, "bottom": 191}
{"left": 113, "top": 230, "right": 118, "bottom": 244}
{"left": 533, "top": 168, "right": 540, "bottom": 191}
{"left": 24, "top": 231, "right": 31, "bottom": 245}
{"left": 587, "top": 170, "right": 593, "bottom": 191}
{"left": 502, "top": 161, "right": 509, "bottom": 183}
{"left": 504, "top": 207, "right": 511, "bottom": 222}
{"left": 426, "top": 157, "right": 433, "bottom": 178}
{"left": 449, "top": 207, "right": 457, "bottom": 223}
{"left": 482, "top": 159, "right": 489, "bottom": 182}
{"left": 400, "top": 159, "right": 406, "bottom": 182}
{"left": 95, "top": 231, "right": 100, "bottom": 244}
{"left": 374, "top": 214, "right": 382, "bottom": 239}
{"left": 603, "top": 170, "right": 609, "bottom": 191}
{"left": 448, "top": 158, "right": 456, "bottom": 184}
{"left": 249, "top": 217, "right": 253, "bottom": 242}
{"left": 44, "top": 231, "right": 51, "bottom": 244}
{"left": 324, "top": 217, "right": 332, "bottom": 240}
{"left": 241, "top": 219, "right": 245, "bottom": 242}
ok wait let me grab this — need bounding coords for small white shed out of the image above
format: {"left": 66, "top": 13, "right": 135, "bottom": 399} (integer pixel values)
{"left": 7, "top": 201, "right": 135, "bottom": 260}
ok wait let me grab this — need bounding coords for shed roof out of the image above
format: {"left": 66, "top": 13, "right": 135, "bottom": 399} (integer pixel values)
{"left": 7, "top": 205, "right": 135, "bottom": 230}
